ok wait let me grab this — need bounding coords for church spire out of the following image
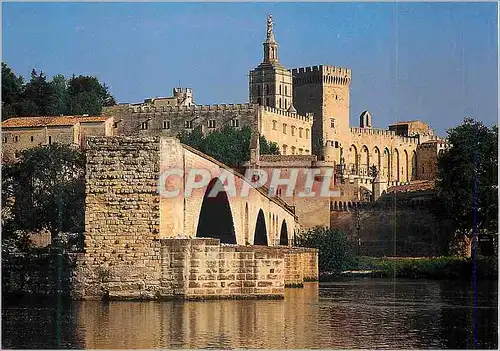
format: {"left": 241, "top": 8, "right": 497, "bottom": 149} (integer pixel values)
{"left": 263, "top": 14, "right": 278, "bottom": 63}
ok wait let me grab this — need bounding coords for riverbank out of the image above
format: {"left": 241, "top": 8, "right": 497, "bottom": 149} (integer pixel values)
{"left": 320, "top": 256, "right": 498, "bottom": 281}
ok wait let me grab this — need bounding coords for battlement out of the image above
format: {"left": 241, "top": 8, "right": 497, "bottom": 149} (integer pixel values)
{"left": 261, "top": 106, "right": 312, "bottom": 123}
{"left": 129, "top": 103, "right": 256, "bottom": 114}
{"left": 172, "top": 87, "right": 193, "bottom": 97}
{"left": 291, "top": 65, "right": 351, "bottom": 86}
{"left": 350, "top": 127, "right": 419, "bottom": 145}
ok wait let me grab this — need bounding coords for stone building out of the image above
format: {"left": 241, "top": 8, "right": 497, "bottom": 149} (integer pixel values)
{"left": 1, "top": 115, "right": 114, "bottom": 162}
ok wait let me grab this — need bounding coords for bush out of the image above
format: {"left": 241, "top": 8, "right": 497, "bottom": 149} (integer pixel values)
{"left": 296, "top": 227, "right": 355, "bottom": 274}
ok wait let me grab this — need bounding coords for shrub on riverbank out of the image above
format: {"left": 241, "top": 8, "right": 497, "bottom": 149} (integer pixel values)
{"left": 295, "top": 227, "right": 355, "bottom": 274}
{"left": 335, "top": 256, "right": 498, "bottom": 280}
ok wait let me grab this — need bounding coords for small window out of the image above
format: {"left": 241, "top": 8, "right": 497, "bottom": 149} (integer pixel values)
{"left": 266, "top": 98, "right": 270, "bottom": 107}
{"left": 3, "top": 136, "right": 7, "bottom": 143}
{"left": 279, "top": 98, "right": 282, "bottom": 109}
{"left": 257, "top": 85, "right": 261, "bottom": 95}
{"left": 14, "top": 136, "right": 19, "bottom": 142}
{"left": 335, "top": 141, "right": 339, "bottom": 148}
{"left": 285, "top": 99, "right": 287, "bottom": 109}
{"left": 306, "top": 129, "right": 310, "bottom": 139}
{"left": 231, "top": 119, "right": 239, "bottom": 128}
{"left": 31, "top": 136, "right": 34, "bottom": 142}
{"left": 163, "top": 121, "right": 170, "bottom": 130}
{"left": 257, "top": 97, "right": 262, "bottom": 105}
{"left": 291, "top": 146, "right": 296, "bottom": 155}
{"left": 141, "top": 121, "right": 148, "bottom": 130}
{"left": 330, "top": 118, "right": 335, "bottom": 128}
{"left": 185, "top": 120, "right": 193, "bottom": 129}
{"left": 266, "top": 84, "right": 270, "bottom": 95}
{"left": 291, "top": 126, "right": 295, "bottom": 136}
{"left": 299, "top": 128, "right": 303, "bottom": 138}
{"left": 299, "top": 148, "right": 303, "bottom": 155}
{"left": 279, "top": 85, "right": 282, "bottom": 95}
{"left": 283, "top": 124, "right": 287, "bottom": 134}
{"left": 282, "top": 145, "right": 287, "bottom": 155}
{"left": 48, "top": 136, "right": 52, "bottom": 144}
{"left": 208, "top": 120, "right": 216, "bottom": 129}
{"left": 272, "top": 120, "right": 277, "bottom": 130}
{"left": 285, "top": 85, "right": 288, "bottom": 96}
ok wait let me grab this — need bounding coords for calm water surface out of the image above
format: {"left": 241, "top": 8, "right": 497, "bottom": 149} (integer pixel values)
{"left": 2, "top": 279, "right": 497, "bottom": 349}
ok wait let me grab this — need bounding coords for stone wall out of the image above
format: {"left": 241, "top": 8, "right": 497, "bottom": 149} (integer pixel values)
{"left": 2, "top": 239, "right": 318, "bottom": 300}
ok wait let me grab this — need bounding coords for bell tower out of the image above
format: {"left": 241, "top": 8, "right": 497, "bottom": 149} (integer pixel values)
{"left": 249, "top": 15, "right": 295, "bottom": 112}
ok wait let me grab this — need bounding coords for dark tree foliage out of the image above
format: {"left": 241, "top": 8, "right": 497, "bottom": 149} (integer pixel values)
{"left": 21, "top": 69, "right": 58, "bottom": 116}
{"left": 1, "top": 62, "right": 116, "bottom": 118}
{"left": 295, "top": 227, "right": 355, "bottom": 274}
{"left": 435, "top": 118, "right": 498, "bottom": 251}
{"left": 1, "top": 62, "right": 24, "bottom": 120}
{"left": 66, "top": 75, "right": 116, "bottom": 115}
{"left": 178, "top": 125, "right": 280, "bottom": 167}
{"left": 312, "top": 132, "right": 324, "bottom": 159}
{"left": 4, "top": 144, "right": 86, "bottom": 243}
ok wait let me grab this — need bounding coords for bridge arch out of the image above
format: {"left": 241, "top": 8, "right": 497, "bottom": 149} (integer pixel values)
{"left": 279, "top": 220, "right": 288, "bottom": 246}
{"left": 196, "top": 177, "right": 236, "bottom": 244}
{"left": 254, "top": 209, "right": 268, "bottom": 246}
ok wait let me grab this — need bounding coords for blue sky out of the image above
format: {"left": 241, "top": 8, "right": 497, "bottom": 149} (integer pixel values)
{"left": 2, "top": 2, "right": 497, "bottom": 135}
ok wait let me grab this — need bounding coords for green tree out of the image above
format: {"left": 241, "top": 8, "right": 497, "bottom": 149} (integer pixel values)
{"left": 66, "top": 75, "right": 116, "bottom": 115}
{"left": 5, "top": 144, "right": 86, "bottom": 244}
{"left": 312, "top": 132, "right": 324, "bottom": 159}
{"left": 435, "top": 118, "right": 498, "bottom": 254}
{"left": 1, "top": 62, "right": 24, "bottom": 120}
{"left": 21, "top": 69, "right": 58, "bottom": 116}
{"left": 179, "top": 125, "right": 279, "bottom": 167}
{"left": 295, "top": 227, "right": 355, "bottom": 274}
{"left": 51, "top": 74, "right": 68, "bottom": 115}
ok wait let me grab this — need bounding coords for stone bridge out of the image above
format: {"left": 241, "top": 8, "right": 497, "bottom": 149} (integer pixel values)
{"left": 85, "top": 136, "right": 298, "bottom": 252}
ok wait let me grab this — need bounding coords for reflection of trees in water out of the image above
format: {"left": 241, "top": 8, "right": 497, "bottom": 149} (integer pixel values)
{"left": 1, "top": 298, "right": 85, "bottom": 349}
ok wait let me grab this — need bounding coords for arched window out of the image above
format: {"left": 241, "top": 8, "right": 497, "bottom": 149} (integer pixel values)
{"left": 299, "top": 128, "right": 303, "bottom": 138}
{"left": 285, "top": 99, "right": 287, "bottom": 109}
{"left": 279, "top": 85, "right": 282, "bottom": 95}
{"left": 306, "top": 129, "right": 310, "bottom": 139}
{"left": 279, "top": 98, "right": 282, "bottom": 109}
{"left": 285, "top": 85, "right": 287, "bottom": 96}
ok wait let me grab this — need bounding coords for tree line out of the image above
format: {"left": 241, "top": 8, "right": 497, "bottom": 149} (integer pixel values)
{"left": 1, "top": 62, "right": 116, "bottom": 120}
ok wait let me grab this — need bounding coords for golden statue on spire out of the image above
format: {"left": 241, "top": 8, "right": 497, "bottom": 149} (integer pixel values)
{"left": 267, "top": 14, "right": 274, "bottom": 38}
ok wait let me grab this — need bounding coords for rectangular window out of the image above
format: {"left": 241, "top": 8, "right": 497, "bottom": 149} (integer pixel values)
{"left": 48, "top": 136, "right": 52, "bottom": 144}
{"left": 291, "top": 126, "right": 295, "bottom": 136}
{"left": 163, "top": 121, "right": 170, "bottom": 130}
{"left": 231, "top": 119, "right": 239, "bottom": 128}
{"left": 141, "top": 121, "right": 148, "bottom": 130}
{"left": 185, "top": 120, "right": 193, "bottom": 129}
{"left": 208, "top": 120, "right": 216, "bottom": 128}
{"left": 330, "top": 118, "right": 335, "bottom": 128}
{"left": 31, "top": 136, "right": 34, "bottom": 142}
{"left": 299, "top": 128, "right": 303, "bottom": 138}
{"left": 283, "top": 124, "right": 287, "bottom": 134}
{"left": 272, "top": 120, "right": 277, "bottom": 130}
{"left": 3, "top": 136, "right": 7, "bottom": 143}
{"left": 14, "top": 135, "right": 19, "bottom": 142}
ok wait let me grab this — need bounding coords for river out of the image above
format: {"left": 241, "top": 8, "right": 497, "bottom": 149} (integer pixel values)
{"left": 2, "top": 278, "right": 497, "bottom": 349}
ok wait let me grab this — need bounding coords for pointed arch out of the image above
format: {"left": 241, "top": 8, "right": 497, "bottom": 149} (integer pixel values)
{"left": 373, "top": 146, "right": 381, "bottom": 173}
{"left": 254, "top": 209, "right": 268, "bottom": 246}
{"left": 383, "top": 147, "right": 390, "bottom": 179}
{"left": 393, "top": 148, "right": 400, "bottom": 182}
{"left": 403, "top": 150, "right": 409, "bottom": 182}
{"left": 349, "top": 144, "right": 358, "bottom": 175}
{"left": 411, "top": 150, "right": 417, "bottom": 180}
{"left": 279, "top": 220, "right": 288, "bottom": 246}
{"left": 196, "top": 178, "right": 236, "bottom": 244}
{"left": 360, "top": 145, "right": 369, "bottom": 176}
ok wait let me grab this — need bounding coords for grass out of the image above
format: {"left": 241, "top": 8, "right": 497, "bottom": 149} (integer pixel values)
{"left": 320, "top": 256, "right": 498, "bottom": 281}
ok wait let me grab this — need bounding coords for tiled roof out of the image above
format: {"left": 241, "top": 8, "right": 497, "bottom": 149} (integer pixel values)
{"left": 2, "top": 116, "right": 109, "bottom": 128}
{"left": 387, "top": 180, "right": 436, "bottom": 194}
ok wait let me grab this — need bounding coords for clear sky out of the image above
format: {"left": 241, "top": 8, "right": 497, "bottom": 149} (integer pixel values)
{"left": 2, "top": 2, "right": 498, "bottom": 136}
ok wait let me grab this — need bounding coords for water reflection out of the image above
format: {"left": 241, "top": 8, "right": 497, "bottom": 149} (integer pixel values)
{"left": 2, "top": 279, "right": 497, "bottom": 349}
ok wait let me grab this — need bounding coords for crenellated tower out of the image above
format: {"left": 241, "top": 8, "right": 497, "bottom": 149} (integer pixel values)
{"left": 249, "top": 15, "right": 295, "bottom": 112}
{"left": 292, "top": 65, "right": 351, "bottom": 154}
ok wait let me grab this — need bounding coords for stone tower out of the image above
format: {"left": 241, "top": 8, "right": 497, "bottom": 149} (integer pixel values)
{"left": 291, "top": 65, "right": 351, "bottom": 153}
{"left": 249, "top": 15, "right": 295, "bottom": 111}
